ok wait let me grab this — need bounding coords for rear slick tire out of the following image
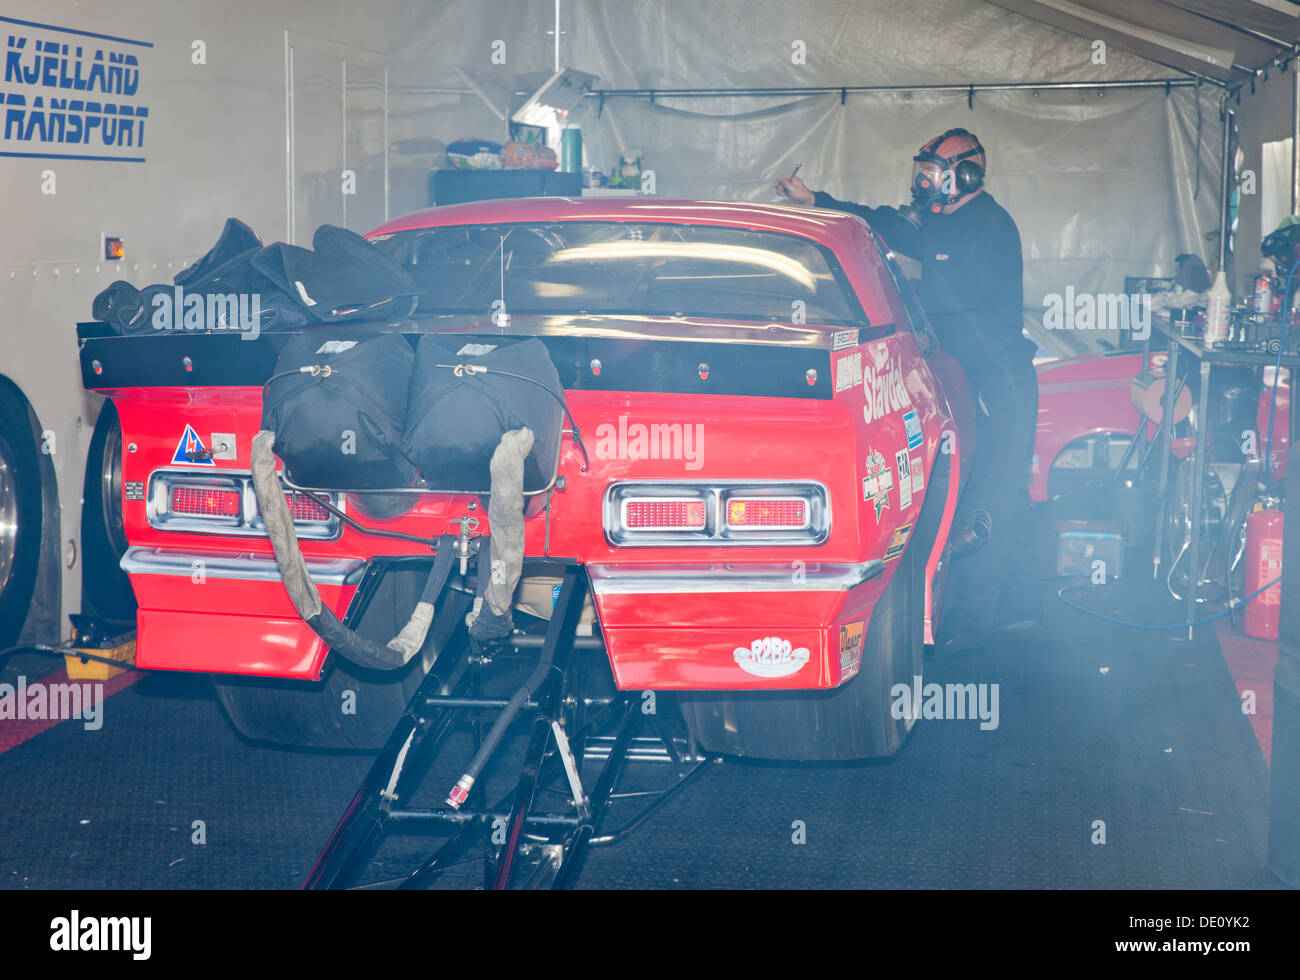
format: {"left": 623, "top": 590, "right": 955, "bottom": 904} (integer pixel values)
{"left": 212, "top": 565, "right": 437, "bottom": 749}
{"left": 80, "top": 400, "right": 137, "bottom": 624}
{"left": 212, "top": 654, "right": 429, "bottom": 750}
{"left": 679, "top": 454, "right": 949, "bottom": 761}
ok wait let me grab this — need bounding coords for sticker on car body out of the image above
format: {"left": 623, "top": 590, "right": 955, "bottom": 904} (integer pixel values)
{"left": 863, "top": 448, "right": 893, "bottom": 520}
{"left": 839, "top": 621, "right": 864, "bottom": 682}
{"left": 895, "top": 450, "right": 913, "bottom": 510}
{"left": 171, "top": 424, "right": 216, "bottom": 466}
{"left": 863, "top": 352, "right": 912, "bottom": 423}
{"left": 884, "top": 523, "right": 912, "bottom": 562}
{"left": 903, "top": 410, "right": 923, "bottom": 450}
{"left": 734, "top": 637, "right": 811, "bottom": 678}
{"left": 910, "top": 455, "right": 924, "bottom": 494}
{"left": 834, "top": 350, "right": 863, "bottom": 392}
{"left": 831, "top": 330, "right": 858, "bottom": 351}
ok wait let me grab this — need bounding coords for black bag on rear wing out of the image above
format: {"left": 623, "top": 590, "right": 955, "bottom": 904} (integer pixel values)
{"left": 173, "top": 217, "right": 262, "bottom": 289}
{"left": 261, "top": 331, "right": 417, "bottom": 490}
{"left": 402, "top": 336, "right": 565, "bottom": 494}
{"left": 92, "top": 220, "right": 423, "bottom": 336}
{"left": 251, "top": 225, "right": 422, "bottom": 323}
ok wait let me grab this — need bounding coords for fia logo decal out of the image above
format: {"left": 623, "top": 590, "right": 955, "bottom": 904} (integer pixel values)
{"left": 895, "top": 450, "right": 913, "bottom": 510}
{"left": 172, "top": 424, "right": 215, "bottom": 466}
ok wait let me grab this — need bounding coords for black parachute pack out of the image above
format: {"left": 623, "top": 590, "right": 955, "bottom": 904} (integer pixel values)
{"left": 261, "top": 333, "right": 565, "bottom": 494}
{"left": 261, "top": 331, "right": 418, "bottom": 490}
{"left": 92, "top": 219, "right": 423, "bottom": 336}
{"left": 402, "top": 336, "right": 564, "bottom": 493}
{"left": 252, "top": 224, "right": 425, "bottom": 323}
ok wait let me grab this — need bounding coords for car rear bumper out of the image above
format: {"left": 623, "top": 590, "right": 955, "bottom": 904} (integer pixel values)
{"left": 119, "top": 548, "right": 892, "bottom": 689}
{"left": 121, "top": 546, "right": 364, "bottom": 678}
{"left": 588, "top": 560, "right": 888, "bottom": 690}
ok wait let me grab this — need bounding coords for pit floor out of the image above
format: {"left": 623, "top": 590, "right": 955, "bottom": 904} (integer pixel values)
{"left": 0, "top": 541, "right": 1284, "bottom": 890}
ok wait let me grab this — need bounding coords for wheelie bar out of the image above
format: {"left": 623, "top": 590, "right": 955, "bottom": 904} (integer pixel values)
{"left": 303, "top": 565, "right": 657, "bottom": 890}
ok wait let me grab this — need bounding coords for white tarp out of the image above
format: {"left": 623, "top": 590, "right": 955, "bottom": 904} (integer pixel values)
{"left": 386, "top": 0, "right": 1227, "bottom": 354}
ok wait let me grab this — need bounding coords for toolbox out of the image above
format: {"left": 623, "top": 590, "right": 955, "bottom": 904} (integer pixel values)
{"left": 1057, "top": 521, "right": 1125, "bottom": 579}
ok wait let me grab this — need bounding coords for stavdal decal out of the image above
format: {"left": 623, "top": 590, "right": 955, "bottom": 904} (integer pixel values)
{"left": 172, "top": 424, "right": 215, "bottom": 466}
{"left": 863, "top": 355, "right": 911, "bottom": 424}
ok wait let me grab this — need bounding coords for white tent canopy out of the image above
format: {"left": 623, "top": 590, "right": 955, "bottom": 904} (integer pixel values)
{"left": 384, "top": 0, "right": 1281, "bottom": 352}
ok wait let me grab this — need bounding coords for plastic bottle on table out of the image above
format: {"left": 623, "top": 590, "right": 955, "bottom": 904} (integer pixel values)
{"left": 1205, "top": 270, "right": 1231, "bottom": 346}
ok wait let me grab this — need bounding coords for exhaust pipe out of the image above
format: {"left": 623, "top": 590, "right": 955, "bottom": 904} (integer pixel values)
{"left": 949, "top": 509, "right": 992, "bottom": 558}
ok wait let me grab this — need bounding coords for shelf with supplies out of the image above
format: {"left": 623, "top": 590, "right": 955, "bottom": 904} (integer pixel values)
{"left": 1153, "top": 310, "right": 1300, "bottom": 368}
{"left": 1144, "top": 314, "right": 1295, "bottom": 639}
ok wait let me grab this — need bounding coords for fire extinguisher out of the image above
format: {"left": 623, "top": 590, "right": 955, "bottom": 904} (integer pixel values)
{"left": 1245, "top": 498, "right": 1285, "bottom": 640}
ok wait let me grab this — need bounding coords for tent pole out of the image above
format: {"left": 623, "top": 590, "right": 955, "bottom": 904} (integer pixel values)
{"left": 1293, "top": 64, "right": 1299, "bottom": 215}
{"left": 1219, "top": 107, "right": 1234, "bottom": 276}
{"left": 586, "top": 78, "right": 1217, "bottom": 101}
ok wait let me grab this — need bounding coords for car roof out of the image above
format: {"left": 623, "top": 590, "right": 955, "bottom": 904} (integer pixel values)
{"left": 367, "top": 197, "right": 863, "bottom": 247}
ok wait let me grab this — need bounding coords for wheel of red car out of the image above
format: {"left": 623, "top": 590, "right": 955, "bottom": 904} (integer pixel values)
{"left": 679, "top": 452, "right": 950, "bottom": 761}
{"left": 211, "top": 565, "right": 446, "bottom": 749}
{"left": 0, "top": 385, "right": 43, "bottom": 651}
{"left": 80, "top": 400, "right": 138, "bottom": 624}
{"left": 212, "top": 654, "right": 430, "bottom": 749}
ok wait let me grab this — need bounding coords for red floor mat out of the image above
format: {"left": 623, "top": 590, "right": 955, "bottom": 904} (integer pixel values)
{"left": 0, "top": 668, "right": 143, "bottom": 754}
{"left": 1214, "top": 620, "right": 1278, "bottom": 767}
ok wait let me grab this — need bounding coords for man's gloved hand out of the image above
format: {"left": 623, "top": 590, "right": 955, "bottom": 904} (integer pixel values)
{"left": 774, "top": 173, "right": 815, "bottom": 206}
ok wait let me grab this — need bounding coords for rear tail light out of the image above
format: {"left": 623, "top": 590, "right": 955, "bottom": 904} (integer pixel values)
{"left": 148, "top": 470, "right": 341, "bottom": 539}
{"left": 624, "top": 498, "right": 707, "bottom": 531}
{"left": 275, "top": 491, "right": 333, "bottom": 524}
{"left": 170, "top": 485, "right": 242, "bottom": 520}
{"left": 724, "top": 496, "right": 808, "bottom": 530}
{"left": 605, "top": 482, "right": 828, "bottom": 546}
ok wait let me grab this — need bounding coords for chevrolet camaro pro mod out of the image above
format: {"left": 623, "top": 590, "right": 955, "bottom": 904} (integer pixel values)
{"left": 79, "top": 198, "right": 982, "bottom": 765}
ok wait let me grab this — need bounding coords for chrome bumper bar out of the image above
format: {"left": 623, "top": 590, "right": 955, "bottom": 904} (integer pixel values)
{"left": 120, "top": 546, "right": 367, "bottom": 587}
{"left": 585, "top": 560, "right": 886, "bottom": 595}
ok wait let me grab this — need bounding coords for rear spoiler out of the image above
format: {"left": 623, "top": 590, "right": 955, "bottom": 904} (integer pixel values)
{"left": 76, "top": 321, "right": 840, "bottom": 399}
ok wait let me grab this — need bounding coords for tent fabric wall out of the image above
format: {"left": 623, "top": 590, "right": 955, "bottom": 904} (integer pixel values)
{"left": 1234, "top": 70, "right": 1296, "bottom": 298}
{"left": 386, "top": 0, "right": 1227, "bottom": 352}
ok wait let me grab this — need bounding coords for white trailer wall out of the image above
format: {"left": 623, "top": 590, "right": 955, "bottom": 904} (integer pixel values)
{"left": 0, "top": 0, "right": 430, "bottom": 637}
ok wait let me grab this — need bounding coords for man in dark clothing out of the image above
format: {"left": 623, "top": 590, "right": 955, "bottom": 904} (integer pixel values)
{"left": 775, "top": 128, "right": 1041, "bottom": 651}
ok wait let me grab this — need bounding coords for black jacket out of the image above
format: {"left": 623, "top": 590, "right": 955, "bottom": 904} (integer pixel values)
{"left": 813, "top": 189, "right": 1033, "bottom": 384}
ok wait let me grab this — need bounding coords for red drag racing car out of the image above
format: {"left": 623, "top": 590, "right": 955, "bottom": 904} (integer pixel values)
{"left": 78, "top": 197, "right": 984, "bottom": 763}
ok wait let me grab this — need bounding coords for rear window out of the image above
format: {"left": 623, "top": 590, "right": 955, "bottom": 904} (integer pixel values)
{"left": 369, "top": 221, "right": 869, "bottom": 326}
